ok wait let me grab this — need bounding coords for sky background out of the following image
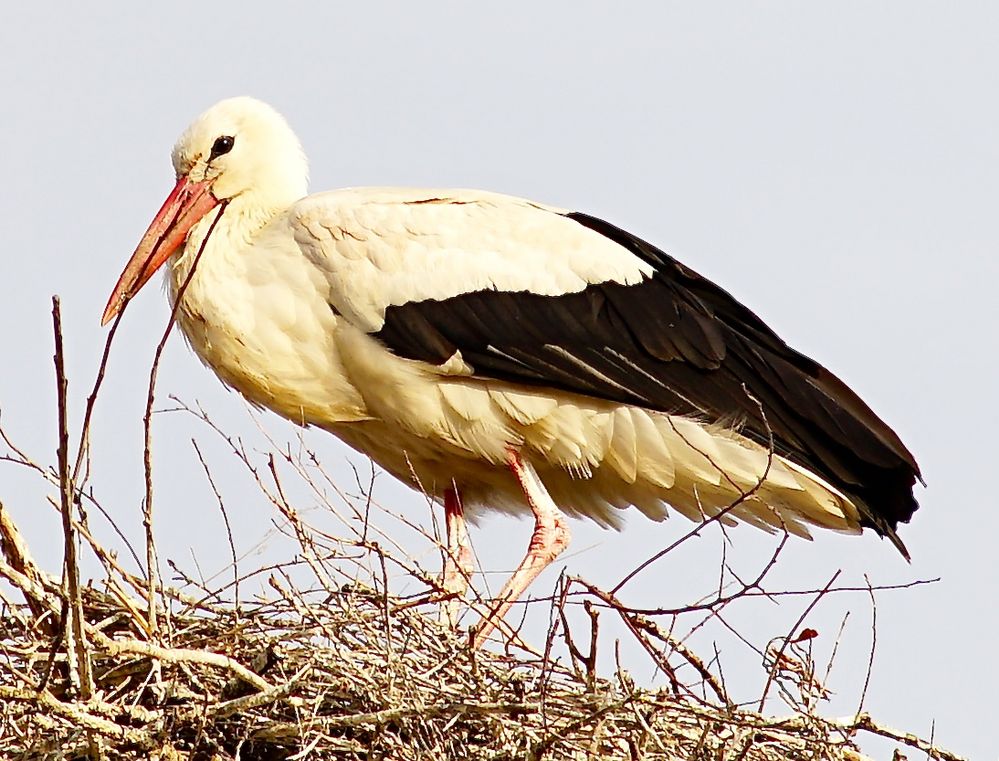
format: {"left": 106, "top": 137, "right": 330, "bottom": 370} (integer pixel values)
{"left": 1, "top": 4, "right": 996, "bottom": 758}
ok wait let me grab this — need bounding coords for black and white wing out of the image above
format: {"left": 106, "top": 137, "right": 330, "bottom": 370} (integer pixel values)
{"left": 292, "top": 187, "right": 920, "bottom": 548}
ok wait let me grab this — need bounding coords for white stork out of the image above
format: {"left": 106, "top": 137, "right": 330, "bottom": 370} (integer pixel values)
{"left": 103, "top": 97, "right": 920, "bottom": 647}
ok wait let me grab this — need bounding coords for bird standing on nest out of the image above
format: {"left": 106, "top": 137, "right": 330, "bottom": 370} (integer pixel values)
{"left": 103, "top": 97, "right": 921, "bottom": 647}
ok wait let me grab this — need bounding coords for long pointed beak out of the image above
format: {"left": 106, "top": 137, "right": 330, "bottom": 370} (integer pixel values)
{"left": 101, "top": 176, "right": 219, "bottom": 325}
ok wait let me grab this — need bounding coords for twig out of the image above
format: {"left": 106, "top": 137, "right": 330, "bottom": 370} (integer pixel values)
{"left": 191, "top": 439, "right": 239, "bottom": 618}
{"left": 206, "top": 662, "right": 312, "bottom": 719}
{"left": 842, "top": 713, "right": 966, "bottom": 761}
{"left": 598, "top": 572, "right": 935, "bottom": 616}
{"left": 87, "top": 627, "right": 272, "bottom": 693}
{"left": 570, "top": 576, "right": 729, "bottom": 705}
{"left": 71, "top": 306, "right": 126, "bottom": 486}
{"left": 855, "top": 574, "right": 877, "bottom": 719}
{"left": 758, "top": 570, "right": 841, "bottom": 711}
{"left": 0, "top": 686, "right": 153, "bottom": 745}
{"left": 312, "top": 700, "right": 538, "bottom": 728}
{"left": 0, "top": 552, "right": 60, "bottom": 617}
{"left": 0, "top": 500, "right": 54, "bottom": 622}
{"left": 140, "top": 201, "right": 229, "bottom": 637}
{"left": 52, "top": 296, "right": 94, "bottom": 700}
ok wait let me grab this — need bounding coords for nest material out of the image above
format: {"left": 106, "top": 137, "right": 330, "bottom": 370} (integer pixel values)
{"left": 0, "top": 549, "right": 962, "bottom": 761}
{"left": 0, "top": 584, "right": 858, "bottom": 761}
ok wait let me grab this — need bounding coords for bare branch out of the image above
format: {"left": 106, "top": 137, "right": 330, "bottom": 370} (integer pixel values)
{"left": 51, "top": 296, "right": 94, "bottom": 700}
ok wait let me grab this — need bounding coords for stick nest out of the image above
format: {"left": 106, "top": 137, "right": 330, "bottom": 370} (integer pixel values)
{"left": 0, "top": 570, "right": 902, "bottom": 761}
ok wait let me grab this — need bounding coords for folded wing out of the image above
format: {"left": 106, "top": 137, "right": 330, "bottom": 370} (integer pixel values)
{"left": 292, "top": 188, "right": 920, "bottom": 552}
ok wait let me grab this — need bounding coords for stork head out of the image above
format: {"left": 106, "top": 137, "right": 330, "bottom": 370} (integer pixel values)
{"left": 170, "top": 96, "right": 309, "bottom": 207}
{"left": 101, "top": 97, "right": 309, "bottom": 325}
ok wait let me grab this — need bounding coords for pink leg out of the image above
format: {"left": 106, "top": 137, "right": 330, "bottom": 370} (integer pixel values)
{"left": 471, "top": 452, "right": 571, "bottom": 648}
{"left": 440, "top": 486, "right": 474, "bottom": 628}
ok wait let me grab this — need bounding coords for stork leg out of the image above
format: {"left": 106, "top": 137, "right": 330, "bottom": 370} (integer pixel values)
{"left": 440, "top": 486, "right": 473, "bottom": 628}
{"left": 471, "top": 452, "right": 571, "bottom": 648}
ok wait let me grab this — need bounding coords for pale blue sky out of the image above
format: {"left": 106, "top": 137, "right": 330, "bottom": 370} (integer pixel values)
{"left": 1, "top": 4, "right": 996, "bottom": 757}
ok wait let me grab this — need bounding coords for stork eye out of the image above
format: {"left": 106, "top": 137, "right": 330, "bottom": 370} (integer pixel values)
{"left": 209, "top": 135, "right": 235, "bottom": 160}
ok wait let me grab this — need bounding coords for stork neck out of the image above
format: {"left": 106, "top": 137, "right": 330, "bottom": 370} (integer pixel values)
{"left": 185, "top": 193, "right": 285, "bottom": 258}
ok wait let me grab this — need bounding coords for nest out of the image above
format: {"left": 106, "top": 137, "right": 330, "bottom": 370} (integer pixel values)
{"left": 0, "top": 499, "right": 963, "bottom": 761}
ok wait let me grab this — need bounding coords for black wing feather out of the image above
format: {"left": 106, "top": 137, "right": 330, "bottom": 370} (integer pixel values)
{"left": 372, "top": 211, "right": 921, "bottom": 548}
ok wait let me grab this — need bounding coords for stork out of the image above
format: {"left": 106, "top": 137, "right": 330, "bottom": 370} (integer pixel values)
{"left": 103, "top": 97, "right": 921, "bottom": 647}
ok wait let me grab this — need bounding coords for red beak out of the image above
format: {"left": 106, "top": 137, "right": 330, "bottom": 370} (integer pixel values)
{"left": 101, "top": 176, "right": 219, "bottom": 325}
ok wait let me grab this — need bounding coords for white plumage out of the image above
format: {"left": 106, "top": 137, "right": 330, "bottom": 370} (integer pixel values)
{"left": 104, "top": 97, "right": 920, "bottom": 646}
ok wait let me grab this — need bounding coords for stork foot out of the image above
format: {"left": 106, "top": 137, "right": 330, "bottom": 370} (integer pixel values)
{"left": 471, "top": 453, "right": 570, "bottom": 648}
{"left": 439, "top": 486, "right": 473, "bottom": 628}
